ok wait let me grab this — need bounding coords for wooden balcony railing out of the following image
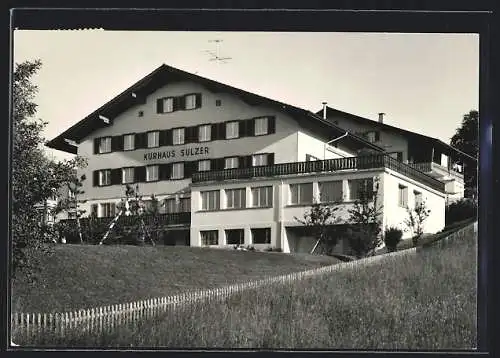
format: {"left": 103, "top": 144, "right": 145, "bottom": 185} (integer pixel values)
{"left": 59, "top": 212, "right": 191, "bottom": 228}
{"left": 192, "top": 154, "right": 446, "bottom": 192}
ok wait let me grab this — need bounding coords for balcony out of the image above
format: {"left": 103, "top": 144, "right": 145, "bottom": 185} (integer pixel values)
{"left": 409, "top": 162, "right": 464, "bottom": 182}
{"left": 59, "top": 212, "right": 191, "bottom": 228}
{"left": 192, "top": 154, "right": 446, "bottom": 192}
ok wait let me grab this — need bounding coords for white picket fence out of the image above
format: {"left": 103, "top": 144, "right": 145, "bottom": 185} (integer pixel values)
{"left": 11, "top": 221, "right": 476, "bottom": 345}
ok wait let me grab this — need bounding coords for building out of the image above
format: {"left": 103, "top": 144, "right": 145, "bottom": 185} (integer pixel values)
{"left": 317, "top": 106, "right": 476, "bottom": 204}
{"left": 46, "top": 64, "right": 456, "bottom": 253}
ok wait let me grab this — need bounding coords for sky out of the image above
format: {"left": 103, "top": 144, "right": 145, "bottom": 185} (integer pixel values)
{"left": 13, "top": 31, "right": 479, "bottom": 162}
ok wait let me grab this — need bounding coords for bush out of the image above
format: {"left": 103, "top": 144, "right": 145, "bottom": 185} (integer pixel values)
{"left": 445, "top": 199, "right": 477, "bottom": 226}
{"left": 384, "top": 226, "right": 403, "bottom": 252}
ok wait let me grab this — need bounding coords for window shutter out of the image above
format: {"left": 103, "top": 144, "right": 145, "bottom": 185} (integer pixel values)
{"left": 135, "top": 133, "right": 144, "bottom": 149}
{"left": 246, "top": 119, "right": 255, "bottom": 137}
{"left": 166, "top": 129, "right": 173, "bottom": 146}
{"left": 159, "top": 164, "right": 171, "bottom": 181}
{"left": 238, "top": 156, "right": 246, "bottom": 169}
{"left": 174, "top": 96, "right": 185, "bottom": 111}
{"left": 159, "top": 130, "right": 168, "bottom": 146}
{"left": 245, "top": 155, "right": 253, "bottom": 168}
{"left": 210, "top": 159, "right": 218, "bottom": 171}
{"left": 111, "top": 169, "right": 122, "bottom": 185}
{"left": 268, "top": 116, "right": 276, "bottom": 134}
{"left": 211, "top": 123, "right": 219, "bottom": 141}
{"left": 93, "top": 171, "right": 99, "bottom": 186}
{"left": 375, "top": 131, "right": 380, "bottom": 142}
{"left": 216, "top": 158, "right": 225, "bottom": 170}
{"left": 195, "top": 93, "right": 202, "bottom": 108}
{"left": 93, "top": 138, "right": 100, "bottom": 154}
{"left": 184, "top": 161, "right": 195, "bottom": 178}
{"left": 218, "top": 122, "right": 226, "bottom": 140}
{"left": 268, "top": 153, "right": 275, "bottom": 166}
{"left": 238, "top": 120, "right": 246, "bottom": 138}
{"left": 111, "top": 136, "right": 122, "bottom": 151}
{"left": 135, "top": 166, "right": 146, "bottom": 183}
{"left": 156, "top": 98, "right": 164, "bottom": 114}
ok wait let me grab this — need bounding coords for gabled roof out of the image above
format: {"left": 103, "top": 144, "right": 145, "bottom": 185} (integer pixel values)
{"left": 46, "top": 64, "right": 384, "bottom": 155}
{"left": 316, "top": 106, "right": 477, "bottom": 163}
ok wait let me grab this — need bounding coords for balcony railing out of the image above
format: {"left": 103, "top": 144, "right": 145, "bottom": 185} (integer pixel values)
{"left": 192, "top": 154, "right": 446, "bottom": 192}
{"left": 408, "top": 162, "right": 464, "bottom": 181}
{"left": 59, "top": 212, "right": 191, "bottom": 228}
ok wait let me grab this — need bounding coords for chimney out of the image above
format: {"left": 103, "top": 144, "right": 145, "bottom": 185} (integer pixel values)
{"left": 322, "top": 102, "right": 328, "bottom": 119}
{"left": 378, "top": 112, "right": 385, "bottom": 123}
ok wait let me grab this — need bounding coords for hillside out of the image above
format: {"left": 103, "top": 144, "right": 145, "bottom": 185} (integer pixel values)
{"left": 12, "top": 245, "right": 340, "bottom": 313}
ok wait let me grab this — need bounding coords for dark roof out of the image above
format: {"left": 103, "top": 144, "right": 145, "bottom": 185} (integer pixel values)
{"left": 316, "top": 106, "right": 477, "bottom": 163}
{"left": 46, "top": 64, "right": 384, "bottom": 155}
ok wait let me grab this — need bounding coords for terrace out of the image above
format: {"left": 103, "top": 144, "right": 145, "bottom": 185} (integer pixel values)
{"left": 192, "top": 154, "right": 445, "bottom": 193}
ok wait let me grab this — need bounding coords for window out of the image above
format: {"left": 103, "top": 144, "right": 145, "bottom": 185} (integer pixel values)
{"left": 201, "top": 230, "right": 218, "bottom": 246}
{"left": 348, "top": 178, "right": 374, "bottom": 201}
{"left": 398, "top": 184, "right": 408, "bottom": 208}
{"left": 185, "top": 94, "right": 197, "bottom": 110}
{"left": 179, "top": 197, "right": 191, "bottom": 212}
{"left": 254, "top": 117, "right": 269, "bottom": 136}
{"left": 414, "top": 190, "right": 423, "bottom": 208}
{"left": 99, "top": 170, "right": 111, "bottom": 186}
{"left": 146, "top": 165, "right": 159, "bottom": 182}
{"left": 290, "top": 183, "right": 313, "bottom": 205}
{"left": 123, "top": 134, "right": 135, "bottom": 151}
{"left": 122, "top": 167, "right": 134, "bottom": 184}
{"left": 365, "top": 131, "right": 380, "bottom": 143}
{"left": 215, "top": 99, "right": 222, "bottom": 106}
{"left": 251, "top": 186, "right": 273, "bottom": 207}
{"left": 319, "top": 181, "right": 343, "bottom": 203}
{"left": 226, "top": 188, "right": 246, "bottom": 209}
{"left": 101, "top": 203, "right": 116, "bottom": 218}
{"left": 201, "top": 190, "right": 220, "bottom": 211}
{"left": 198, "top": 160, "right": 211, "bottom": 172}
{"left": 225, "top": 121, "right": 239, "bottom": 139}
{"left": 252, "top": 154, "right": 268, "bottom": 167}
{"left": 251, "top": 228, "right": 271, "bottom": 244}
{"left": 226, "top": 229, "right": 244, "bottom": 245}
{"left": 147, "top": 131, "right": 160, "bottom": 148}
{"left": 98, "top": 137, "right": 111, "bottom": 153}
{"left": 163, "top": 97, "right": 174, "bottom": 113}
{"left": 173, "top": 128, "right": 185, "bottom": 145}
{"left": 165, "top": 198, "right": 177, "bottom": 213}
{"left": 171, "top": 163, "right": 184, "bottom": 179}
{"left": 198, "top": 125, "right": 211, "bottom": 142}
{"left": 224, "top": 157, "right": 239, "bottom": 169}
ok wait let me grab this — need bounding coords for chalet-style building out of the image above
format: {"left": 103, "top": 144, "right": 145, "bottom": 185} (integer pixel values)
{"left": 46, "top": 64, "right": 466, "bottom": 253}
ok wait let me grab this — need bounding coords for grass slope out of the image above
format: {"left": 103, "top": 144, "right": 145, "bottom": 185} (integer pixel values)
{"left": 33, "top": 222, "right": 477, "bottom": 349}
{"left": 12, "top": 245, "right": 340, "bottom": 313}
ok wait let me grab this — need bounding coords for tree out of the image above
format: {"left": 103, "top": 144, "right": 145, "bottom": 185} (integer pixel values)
{"left": 345, "top": 177, "right": 384, "bottom": 258}
{"left": 404, "top": 200, "right": 431, "bottom": 246}
{"left": 450, "top": 110, "right": 478, "bottom": 199}
{"left": 295, "top": 201, "right": 341, "bottom": 255}
{"left": 11, "top": 60, "right": 86, "bottom": 280}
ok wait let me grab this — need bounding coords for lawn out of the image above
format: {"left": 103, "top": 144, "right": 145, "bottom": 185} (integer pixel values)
{"left": 29, "top": 222, "right": 477, "bottom": 349}
{"left": 11, "top": 244, "right": 340, "bottom": 314}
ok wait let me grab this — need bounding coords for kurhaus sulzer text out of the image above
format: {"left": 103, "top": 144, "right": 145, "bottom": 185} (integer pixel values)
{"left": 144, "top": 146, "right": 210, "bottom": 161}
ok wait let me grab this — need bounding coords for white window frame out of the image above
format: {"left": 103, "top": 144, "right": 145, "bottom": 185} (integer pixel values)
{"left": 319, "top": 181, "right": 343, "bottom": 203}
{"left": 99, "top": 170, "right": 111, "bottom": 186}
{"left": 123, "top": 134, "right": 135, "bottom": 151}
{"left": 99, "top": 137, "right": 112, "bottom": 153}
{"left": 225, "top": 229, "right": 245, "bottom": 245}
{"left": 171, "top": 163, "right": 184, "bottom": 179}
{"left": 146, "top": 165, "right": 159, "bottom": 182}
{"left": 185, "top": 94, "right": 197, "bottom": 110}
{"left": 147, "top": 131, "right": 160, "bottom": 148}
{"left": 225, "top": 188, "right": 246, "bottom": 209}
{"left": 198, "top": 160, "right": 211, "bottom": 172}
{"left": 348, "top": 178, "right": 374, "bottom": 201}
{"left": 254, "top": 117, "right": 269, "bottom": 136}
{"left": 252, "top": 154, "right": 268, "bottom": 167}
{"left": 163, "top": 97, "right": 174, "bottom": 113}
{"left": 100, "top": 202, "right": 115, "bottom": 218}
{"left": 198, "top": 124, "right": 211, "bottom": 142}
{"left": 122, "top": 167, "right": 135, "bottom": 184}
{"left": 172, "top": 128, "right": 185, "bottom": 145}
{"left": 251, "top": 228, "right": 271, "bottom": 244}
{"left": 224, "top": 157, "right": 239, "bottom": 169}
{"left": 200, "top": 230, "right": 219, "bottom": 246}
{"left": 289, "top": 183, "right": 313, "bottom": 205}
{"left": 414, "top": 190, "right": 423, "bottom": 208}
{"left": 251, "top": 186, "right": 273, "bottom": 208}
{"left": 398, "top": 184, "right": 408, "bottom": 208}
{"left": 225, "top": 121, "right": 239, "bottom": 139}
{"left": 201, "top": 190, "right": 220, "bottom": 211}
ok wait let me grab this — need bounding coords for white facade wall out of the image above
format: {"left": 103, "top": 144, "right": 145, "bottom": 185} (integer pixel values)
{"left": 296, "top": 130, "right": 353, "bottom": 161}
{"left": 382, "top": 169, "right": 446, "bottom": 239}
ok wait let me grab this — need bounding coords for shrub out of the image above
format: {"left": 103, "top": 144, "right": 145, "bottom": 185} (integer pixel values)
{"left": 445, "top": 198, "right": 477, "bottom": 226}
{"left": 246, "top": 245, "right": 256, "bottom": 252}
{"left": 384, "top": 226, "right": 403, "bottom": 252}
